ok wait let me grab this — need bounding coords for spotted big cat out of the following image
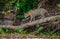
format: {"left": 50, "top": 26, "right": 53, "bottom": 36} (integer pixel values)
{"left": 24, "top": 8, "right": 50, "bottom": 22}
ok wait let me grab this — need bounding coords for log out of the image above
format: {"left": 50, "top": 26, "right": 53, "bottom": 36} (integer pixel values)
{"left": 31, "top": 20, "right": 60, "bottom": 35}
{"left": 0, "top": 15, "right": 60, "bottom": 30}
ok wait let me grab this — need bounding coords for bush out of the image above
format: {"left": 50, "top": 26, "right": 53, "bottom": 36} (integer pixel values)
{"left": 0, "top": 0, "right": 5, "bottom": 3}
{"left": 57, "top": 4, "right": 60, "bottom": 10}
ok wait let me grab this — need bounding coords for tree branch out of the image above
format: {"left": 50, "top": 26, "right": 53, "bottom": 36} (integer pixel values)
{"left": 0, "top": 15, "right": 60, "bottom": 30}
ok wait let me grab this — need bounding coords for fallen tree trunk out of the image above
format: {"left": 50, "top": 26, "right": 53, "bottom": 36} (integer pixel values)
{"left": 31, "top": 20, "right": 60, "bottom": 35}
{"left": 0, "top": 15, "right": 60, "bottom": 30}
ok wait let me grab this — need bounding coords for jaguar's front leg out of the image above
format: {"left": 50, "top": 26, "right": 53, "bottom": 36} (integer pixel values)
{"left": 29, "top": 16, "right": 33, "bottom": 22}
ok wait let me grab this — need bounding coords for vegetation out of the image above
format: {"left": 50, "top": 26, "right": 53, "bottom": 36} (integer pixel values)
{"left": 0, "top": 26, "right": 60, "bottom": 36}
{"left": 0, "top": 0, "right": 5, "bottom": 3}
{"left": 0, "top": 0, "right": 60, "bottom": 37}
{"left": 3, "top": 0, "right": 40, "bottom": 19}
{"left": 57, "top": 4, "right": 60, "bottom": 10}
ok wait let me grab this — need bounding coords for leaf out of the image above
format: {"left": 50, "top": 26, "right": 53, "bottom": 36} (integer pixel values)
{"left": 0, "top": 0, "right": 5, "bottom": 3}
{"left": 17, "top": 29, "right": 27, "bottom": 34}
{"left": 37, "top": 24, "right": 43, "bottom": 30}
{"left": 5, "top": 28, "right": 9, "bottom": 33}
{"left": 57, "top": 4, "right": 60, "bottom": 8}
{"left": 38, "top": 27, "right": 43, "bottom": 30}
{"left": 39, "top": 32, "right": 44, "bottom": 36}
{"left": 0, "top": 28, "right": 5, "bottom": 34}
{"left": 17, "top": 15, "right": 25, "bottom": 19}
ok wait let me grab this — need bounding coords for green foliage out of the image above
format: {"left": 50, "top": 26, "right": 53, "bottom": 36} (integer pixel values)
{"left": 2, "top": 0, "right": 17, "bottom": 15}
{"left": 5, "top": 28, "right": 9, "bottom": 33}
{"left": 4, "top": 0, "right": 40, "bottom": 19}
{"left": 0, "top": 28, "right": 27, "bottom": 34}
{"left": 15, "top": 1, "right": 20, "bottom": 10}
{"left": 39, "top": 32, "right": 43, "bottom": 35}
{"left": 3, "top": 28, "right": 14, "bottom": 33}
{"left": 0, "top": 28, "right": 60, "bottom": 36}
{"left": 37, "top": 25, "right": 43, "bottom": 31}
{"left": 0, "top": 7, "right": 3, "bottom": 11}
{"left": 37, "top": 25, "right": 60, "bottom": 36}
{"left": 57, "top": 4, "right": 60, "bottom": 10}
{"left": 38, "top": 28, "right": 60, "bottom": 36}
{"left": 0, "top": 0, "right": 5, "bottom": 3}
{"left": 17, "top": 29, "right": 27, "bottom": 34}
{"left": 37, "top": 25, "right": 44, "bottom": 36}
{"left": 3, "top": 10, "right": 11, "bottom": 15}
{"left": 17, "top": 15, "right": 25, "bottom": 19}
{"left": 6, "top": 0, "right": 16, "bottom": 9}
{"left": 19, "top": 0, "right": 39, "bottom": 13}
{"left": 57, "top": 4, "right": 60, "bottom": 8}
{"left": 0, "top": 28, "right": 5, "bottom": 34}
